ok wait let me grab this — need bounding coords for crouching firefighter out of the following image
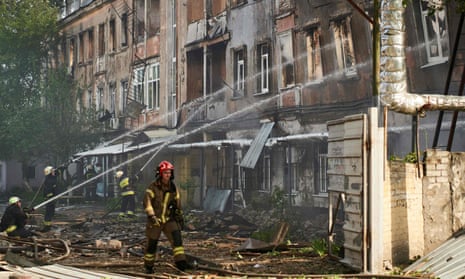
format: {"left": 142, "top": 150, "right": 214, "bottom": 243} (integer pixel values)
{"left": 0, "top": 196, "right": 37, "bottom": 238}
{"left": 142, "top": 160, "right": 190, "bottom": 274}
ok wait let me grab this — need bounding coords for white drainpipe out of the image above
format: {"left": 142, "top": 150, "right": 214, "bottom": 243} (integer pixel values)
{"left": 380, "top": 0, "right": 465, "bottom": 116}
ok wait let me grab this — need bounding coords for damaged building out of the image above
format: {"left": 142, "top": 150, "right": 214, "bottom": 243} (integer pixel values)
{"left": 51, "top": 0, "right": 465, "bottom": 273}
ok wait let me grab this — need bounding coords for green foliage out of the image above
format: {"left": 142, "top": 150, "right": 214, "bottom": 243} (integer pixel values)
{"left": 271, "top": 186, "right": 286, "bottom": 216}
{"left": 0, "top": 0, "right": 103, "bottom": 169}
{"left": 311, "top": 238, "right": 328, "bottom": 257}
{"left": 403, "top": 152, "right": 418, "bottom": 163}
{"left": 310, "top": 238, "right": 340, "bottom": 257}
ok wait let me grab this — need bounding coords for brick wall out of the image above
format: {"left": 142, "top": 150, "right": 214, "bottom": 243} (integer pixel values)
{"left": 384, "top": 160, "right": 424, "bottom": 265}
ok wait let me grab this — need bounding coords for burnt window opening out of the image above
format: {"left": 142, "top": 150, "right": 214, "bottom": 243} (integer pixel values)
{"left": 98, "top": 23, "right": 105, "bottom": 57}
{"left": 256, "top": 42, "right": 271, "bottom": 94}
{"left": 306, "top": 27, "right": 324, "bottom": 82}
{"left": 277, "top": 31, "right": 295, "bottom": 88}
{"left": 260, "top": 152, "right": 271, "bottom": 192}
{"left": 330, "top": 17, "right": 356, "bottom": 77}
{"left": 87, "top": 29, "right": 94, "bottom": 60}
{"left": 109, "top": 19, "right": 116, "bottom": 52}
{"left": 68, "top": 38, "right": 75, "bottom": 76}
{"left": 78, "top": 32, "right": 84, "bottom": 63}
{"left": 136, "top": 0, "right": 145, "bottom": 42}
{"left": 147, "top": 0, "right": 160, "bottom": 37}
{"left": 234, "top": 47, "right": 246, "bottom": 97}
{"left": 121, "top": 13, "right": 128, "bottom": 47}
{"left": 419, "top": 0, "right": 449, "bottom": 65}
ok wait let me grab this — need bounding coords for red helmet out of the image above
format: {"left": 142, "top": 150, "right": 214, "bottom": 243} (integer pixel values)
{"left": 158, "top": 160, "right": 174, "bottom": 173}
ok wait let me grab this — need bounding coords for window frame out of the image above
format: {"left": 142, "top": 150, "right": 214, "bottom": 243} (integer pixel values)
{"left": 277, "top": 31, "right": 295, "bottom": 88}
{"left": 147, "top": 63, "right": 160, "bottom": 110}
{"left": 305, "top": 26, "right": 324, "bottom": 83}
{"left": 256, "top": 42, "right": 271, "bottom": 95}
{"left": 330, "top": 16, "right": 357, "bottom": 77}
{"left": 233, "top": 47, "right": 246, "bottom": 97}
{"left": 419, "top": 0, "right": 449, "bottom": 65}
{"left": 133, "top": 67, "right": 145, "bottom": 104}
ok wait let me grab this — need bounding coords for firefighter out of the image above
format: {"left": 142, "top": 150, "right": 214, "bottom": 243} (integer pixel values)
{"left": 42, "top": 166, "right": 58, "bottom": 232}
{"left": 84, "top": 163, "right": 97, "bottom": 201}
{"left": 116, "top": 170, "right": 136, "bottom": 220}
{"left": 0, "top": 196, "right": 36, "bottom": 238}
{"left": 142, "top": 160, "right": 190, "bottom": 274}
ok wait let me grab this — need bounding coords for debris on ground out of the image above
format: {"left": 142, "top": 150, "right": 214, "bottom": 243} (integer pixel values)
{"left": 0, "top": 203, "right": 359, "bottom": 278}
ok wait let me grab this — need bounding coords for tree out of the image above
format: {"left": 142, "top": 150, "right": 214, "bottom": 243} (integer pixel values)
{"left": 0, "top": 0, "right": 103, "bottom": 188}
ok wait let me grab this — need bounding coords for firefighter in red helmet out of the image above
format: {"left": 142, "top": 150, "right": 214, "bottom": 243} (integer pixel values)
{"left": 142, "top": 160, "right": 190, "bottom": 274}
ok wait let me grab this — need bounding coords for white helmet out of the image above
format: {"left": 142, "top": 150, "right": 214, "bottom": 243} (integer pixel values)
{"left": 9, "top": 196, "right": 20, "bottom": 205}
{"left": 44, "top": 166, "right": 54, "bottom": 176}
{"left": 116, "top": 170, "right": 124, "bottom": 178}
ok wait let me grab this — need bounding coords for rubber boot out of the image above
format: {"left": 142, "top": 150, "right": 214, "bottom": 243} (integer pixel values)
{"left": 144, "top": 264, "right": 154, "bottom": 274}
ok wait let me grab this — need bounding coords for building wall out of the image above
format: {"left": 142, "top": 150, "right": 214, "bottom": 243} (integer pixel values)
{"left": 384, "top": 161, "right": 424, "bottom": 266}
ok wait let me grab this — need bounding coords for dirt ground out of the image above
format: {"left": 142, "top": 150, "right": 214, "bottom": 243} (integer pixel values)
{"left": 1, "top": 203, "right": 364, "bottom": 278}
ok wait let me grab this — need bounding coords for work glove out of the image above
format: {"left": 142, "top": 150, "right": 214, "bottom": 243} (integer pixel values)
{"left": 149, "top": 215, "right": 160, "bottom": 226}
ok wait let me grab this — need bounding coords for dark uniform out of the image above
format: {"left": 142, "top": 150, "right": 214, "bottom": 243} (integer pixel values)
{"left": 118, "top": 173, "right": 136, "bottom": 219}
{"left": 142, "top": 160, "right": 189, "bottom": 274}
{"left": 0, "top": 197, "right": 34, "bottom": 238}
{"left": 84, "top": 164, "right": 97, "bottom": 200}
{"left": 43, "top": 166, "right": 58, "bottom": 231}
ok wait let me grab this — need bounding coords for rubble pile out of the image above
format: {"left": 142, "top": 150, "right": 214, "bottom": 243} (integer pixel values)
{"left": 0, "top": 204, "right": 354, "bottom": 277}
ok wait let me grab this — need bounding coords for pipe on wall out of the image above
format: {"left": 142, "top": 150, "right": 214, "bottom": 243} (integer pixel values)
{"left": 380, "top": 0, "right": 465, "bottom": 116}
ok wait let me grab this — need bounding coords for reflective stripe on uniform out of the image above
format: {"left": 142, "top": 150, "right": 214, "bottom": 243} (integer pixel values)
{"left": 119, "top": 177, "right": 129, "bottom": 188}
{"left": 121, "top": 190, "right": 135, "bottom": 196}
{"left": 146, "top": 189, "right": 155, "bottom": 198}
{"left": 6, "top": 225, "right": 17, "bottom": 233}
{"left": 173, "top": 246, "right": 185, "bottom": 256}
{"left": 161, "top": 192, "right": 170, "bottom": 224}
{"left": 143, "top": 253, "right": 155, "bottom": 261}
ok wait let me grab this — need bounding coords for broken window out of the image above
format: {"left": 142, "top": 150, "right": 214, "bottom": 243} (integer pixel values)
{"left": 78, "top": 32, "right": 84, "bottom": 63}
{"left": 256, "top": 42, "right": 271, "bottom": 94}
{"left": 87, "top": 29, "right": 94, "bottom": 60}
{"left": 147, "top": 63, "right": 160, "bottom": 110}
{"left": 306, "top": 27, "right": 323, "bottom": 82}
{"left": 98, "top": 23, "right": 105, "bottom": 56}
{"left": 109, "top": 19, "right": 116, "bottom": 52}
{"left": 331, "top": 17, "right": 356, "bottom": 76}
{"left": 277, "top": 31, "right": 295, "bottom": 87}
{"left": 147, "top": 0, "right": 160, "bottom": 37}
{"left": 419, "top": 0, "right": 449, "bottom": 64}
{"left": 136, "top": 0, "right": 145, "bottom": 42}
{"left": 121, "top": 13, "right": 128, "bottom": 47}
{"left": 234, "top": 47, "right": 246, "bottom": 97}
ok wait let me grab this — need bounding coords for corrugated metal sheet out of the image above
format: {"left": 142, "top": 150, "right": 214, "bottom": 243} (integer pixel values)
{"left": 1, "top": 263, "right": 142, "bottom": 279}
{"left": 403, "top": 231, "right": 465, "bottom": 279}
{"left": 240, "top": 122, "right": 274, "bottom": 169}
